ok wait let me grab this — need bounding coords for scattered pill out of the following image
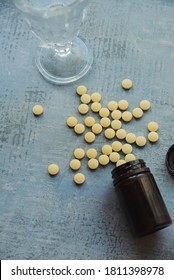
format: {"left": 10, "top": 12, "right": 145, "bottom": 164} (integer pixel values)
{"left": 102, "top": 144, "right": 112, "bottom": 155}
{"left": 100, "top": 117, "right": 111, "bottom": 128}
{"left": 107, "top": 101, "right": 118, "bottom": 111}
{"left": 116, "top": 159, "right": 126, "bottom": 167}
{"left": 70, "top": 159, "right": 81, "bottom": 170}
{"left": 91, "top": 92, "right": 102, "bottom": 102}
{"left": 84, "top": 132, "right": 95, "bottom": 143}
{"left": 74, "top": 173, "right": 85, "bottom": 185}
{"left": 66, "top": 116, "right": 78, "bottom": 128}
{"left": 118, "top": 100, "right": 129, "bottom": 110}
{"left": 78, "top": 104, "right": 89, "bottom": 115}
{"left": 132, "top": 107, "right": 143, "bottom": 119}
{"left": 76, "top": 85, "right": 87, "bottom": 96}
{"left": 80, "top": 94, "right": 91, "bottom": 104}
{"left": 111, "top": 109, "right": 122, "bottom": 120}
{"left": 32, "top": 104, "right": 44, "bottom": 116}
{"left": 125, "top": 154, "right": 136, "bottom": 162}
{"left": 98, "top": 154, "right": 109, "bottom": 166}
{"left": 112, "top": 141, "right": 122, "bottom": 152}
{"left": 99, "top": 107, "right": 110, "bottom": 118}
{"left": 140, "top": 100, "right": 151, "bottom": 111}
{"left": 84, "top": 116, "right": 95, "bottom": 127}
{"left": 116, "top": 128, "right": 126, "bottom": 140}
{"left": 88, "top": 158, "right": 99, "bottom": 170}
{"left": 126, "top": 133, "right": 136, "bottom": 144}
{"left": 74, "top": 123, "right": 85, "bottom": 134}
{"left": 148, "top": 131, "right": 159, "bottom": 142}
{"left": 48, "top": 164, "right": 59, "bottom": 176}
{"left": 136, "top": 136, "right": 147, "bottom": 147}
{"left": 122, "top": 111, "right": 133, "bottom": 122}
{"left": 122, "top": 79, "right": 133, "bottom": 90}
{"left": 74, "top": 148, "right": 85, "bottom": 159}
{"left": 91, "top": 102, "right": 102, "bottom": 113}
{"left": 109, "top": 152, "right": 120, "bottom": 163}
{"left": 122, "top": 143, "right": 133, "bottom": 154}
{"left": 105, "top": 128, "right": 115, "bottom": 139}
{"left": 92, "top": 123, "right": 103, "bottom": 135}
{"left": 147, "top": 121, "right": 159, "bottom": 132}
{"left": 111, "top": 119, "right": 122, "bottom": 130}
{"left": 86, "top": 148, "right": 97, "bottom": 159}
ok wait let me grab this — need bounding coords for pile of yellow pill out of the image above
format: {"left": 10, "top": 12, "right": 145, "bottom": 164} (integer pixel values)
{"left": 32, "top": 80, "right": 159, "bottom": 184}
{"left": 65, "top": 82, "right": 159, "bottom": 184}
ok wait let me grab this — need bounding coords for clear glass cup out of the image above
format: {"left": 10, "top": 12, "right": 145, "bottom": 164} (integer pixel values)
{"left": 13, "top": 0, "right": 93, "bottom": 84}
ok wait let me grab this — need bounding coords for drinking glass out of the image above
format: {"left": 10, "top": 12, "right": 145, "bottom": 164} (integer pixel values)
{"left": 13, "top": 0, "right": 93, "bottom": 84}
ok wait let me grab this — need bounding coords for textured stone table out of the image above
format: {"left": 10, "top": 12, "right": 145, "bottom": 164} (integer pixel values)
{"left": 0, "top": 0, "right": 174, "bottom": 259}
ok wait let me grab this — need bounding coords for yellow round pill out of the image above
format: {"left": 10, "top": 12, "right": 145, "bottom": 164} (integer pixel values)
{"left": 122, "top": 111, "right": 133, "bottom": 122}
{"left": 84, "top": 132, "right": 95, "bottom": 143}
{"left": 91, "top": 92, "right": 102, "bottom": 102}
{"left": 70, "top": 159, "right": 81, "bottom": 170}
{"left": 91, "top": 102, "right": 102, "bottom": 113}
{"left": 74, "top": 148, "right": 85, "bottom": 159}
{"left": 74, "top": 173, "right": 85, "bottom": 185}
{"left": 98, "top": 154, "right": 109, "bottom": 166}
{"left": 118, "top": 100, "right": 129, "bottom": 110}
{"left": 84, "top": 116, "right": 95, "bottom": 127}
{"left": 99, "top": 107, "right": 110, "bottom": 118}
{"left": 66, "top": 116, "right": 78, "bottom": 128}
{"left": 147, "top": 121, "right": 159, "bottom": 132}
{"left": 125, "top": 154, "right": 136, "bottom": 162}
{"left": 80, "top": 94, "right": 91, "bottom": 104}
{"left": 74, "top": 123, "right": 85, "bottom": 134}
{"left": 92, "top": 123, "right": 103, "bottom": 135}
{"left": 88, "top": 158, "right": 99, "bottom": 170}
{"left": 109, "top": 152, "right": 120, "bottom": 163}
{"left": 78, "top": 104, "right": 89, "bottom": 115}
{"left": 140, "top": 100, "right": 151, "bottom": 111}
{"left": 111, "top": 110, "right": 122, "bottom": 120}
{"left": 32, "top": 104, "right": 44, "bottom": 116}
{"left": 76, "top": 85, "right": 87, "bottom": 96}
{"left": 100, "top": 117, "right": 111, "bottom": 128}
{"left": 136, "top": 136, "right": 147, "bottom": 147}
{"left": 122, "top": 79, "right": 133, "bottom": 90}
{"left": 105, "top": 128, "right": 115, "bottom": 139}
{"left": 107, "top": 101, "right": 118, "bottom": 111}
{"left": 148, "top": 131, "right": 159, "bottom": 142}
{"left": 122, "top": 143, "right": 133, "bottom": 154}
{"left": 132, "top": 107, "right": 143, "bottom": 119}
{"left": 102, "top": 144, "right": 112, "bottom": 155}
{"left": 111, "top": 120, "right": 122, "bottom": 130}
{"left": 126, "top": 133, "right": 136, "bottom": 144}
{"left": 116, "top": 159, "right": 126, "bottom": 167}
{"left": 48, "top": 164, "right": 59, "bottom": 176}
{"left": 112, "top": 141, "right": 122, "bottom": 152}
{"left": 86, "top": 148, "right": 97, "bottom": 159}
{"left": 116, "top": 129, "right": 126, "bottom": 140}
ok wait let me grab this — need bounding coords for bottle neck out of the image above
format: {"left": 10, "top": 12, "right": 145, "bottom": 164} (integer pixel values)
{"left": 112, "top": 159, "right": 150, "bottom": 186}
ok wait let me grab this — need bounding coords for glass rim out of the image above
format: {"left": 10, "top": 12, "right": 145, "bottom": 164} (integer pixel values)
{"left": 13, "top": 0, "right": 89, "bottom": 16}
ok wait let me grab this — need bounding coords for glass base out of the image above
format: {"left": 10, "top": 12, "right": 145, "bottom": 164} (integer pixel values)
{"left": 35, "top": 37, "right": 93, "bottom": 85}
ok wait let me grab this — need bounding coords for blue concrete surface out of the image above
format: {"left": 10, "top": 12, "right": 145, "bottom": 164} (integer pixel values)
{"left": 0, "top": 0, "right": 174, "bottom": 259}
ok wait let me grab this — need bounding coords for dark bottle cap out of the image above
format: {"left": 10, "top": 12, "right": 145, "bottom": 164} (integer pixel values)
{"left": 166, "top": 144, "right": 174, "bottom": 175}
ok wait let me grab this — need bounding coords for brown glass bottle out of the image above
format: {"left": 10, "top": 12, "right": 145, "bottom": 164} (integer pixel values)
{"left": 112, "top": 159, "right": 172, "bottom": 236}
